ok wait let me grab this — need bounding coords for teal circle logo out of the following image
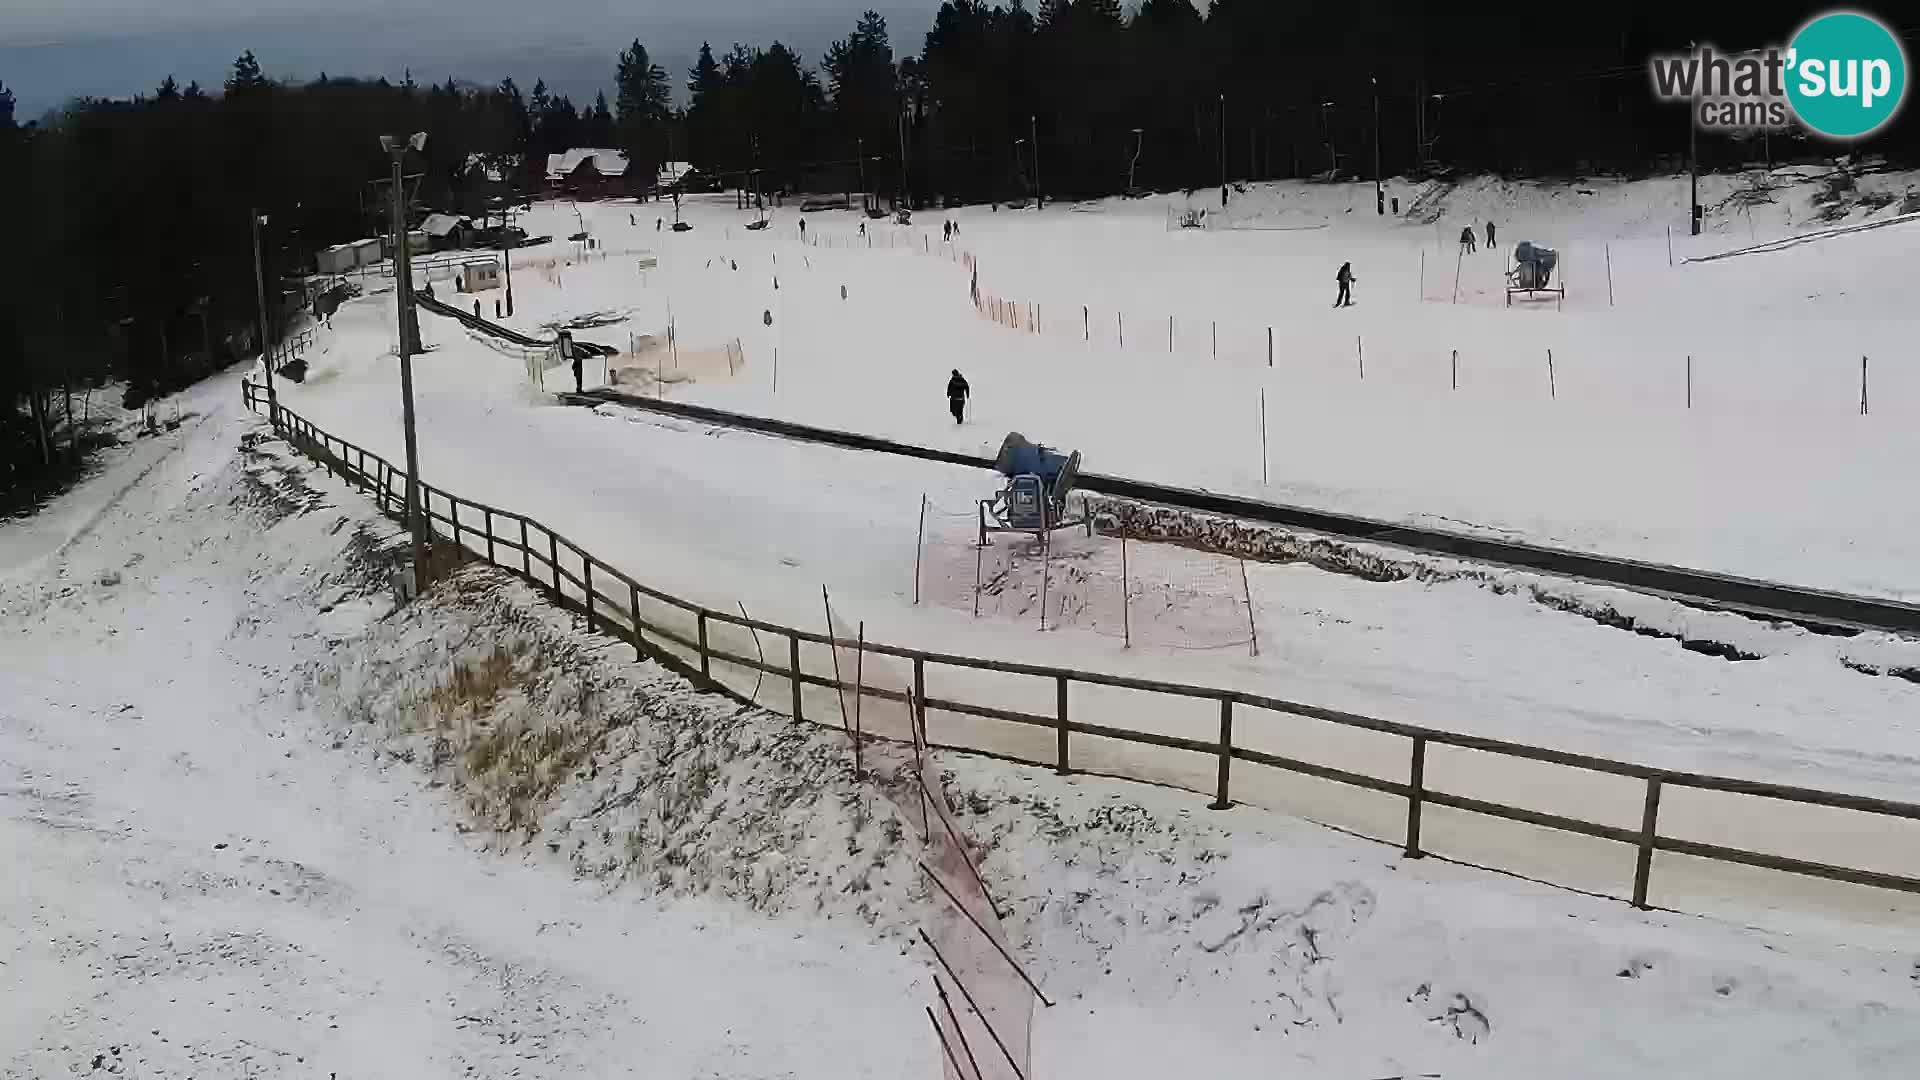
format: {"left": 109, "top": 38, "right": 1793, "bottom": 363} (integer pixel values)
{"left": 1786, "top": 11, "right": 1908, "bottom": 138}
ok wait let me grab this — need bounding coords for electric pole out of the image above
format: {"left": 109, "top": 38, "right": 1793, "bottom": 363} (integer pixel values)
{"left": 1689, "top": 41, "right": 1701, "bottom": 236}
{"left": 251, "top": 208, "right": 278, "bottom": 429}
{"left": 1031, "top": 114, "right": 1041, "bottom": 210}
{"left": 1373, "top": 76, "right": 1383, "bottom": 214}
{"left": 382, "top": 133, "right": 429, "bottom": 597}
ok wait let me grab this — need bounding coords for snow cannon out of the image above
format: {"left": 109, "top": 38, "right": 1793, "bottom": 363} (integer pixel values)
{"left": 980, "top": 432, "right": 1090, "bottom": 549}
{"left": 1511, "top": 241, "right": 1559, "bottom": 289}
{"left": 1506, "top": 241, "right": 1566, "bottom": 307}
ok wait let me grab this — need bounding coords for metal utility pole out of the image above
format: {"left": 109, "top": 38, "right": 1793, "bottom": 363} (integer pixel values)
{"left": 898, "top": 107, "right": 910, "bottom": 210}
{"left": 1218, "top": 94, "right": 1227, "bottom": 193}
{"left": 1030, "top": 114, "right": 1041, "bottom": 209}
{"left": 1128, "top": 128, "right": 1144, "bottom": 192}
{"left": 857, "top": 136, "right": 867, "bottom": 214}
{"left": 1373, "top": 76, "right": 1383, "bottom": 214}
{"left": 382, "top": 133, "right": 429, "bottom": 597}
{"left": 251, "top": 208, "right": 278, "bottom": 429}
{"left": 1689, "top": 41, "right": 1701, "bottom": 236}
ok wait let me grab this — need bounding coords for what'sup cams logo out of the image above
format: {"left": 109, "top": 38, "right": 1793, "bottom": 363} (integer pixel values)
{"left": 1649, "top": 10, "right": 1908, "bottom": 139}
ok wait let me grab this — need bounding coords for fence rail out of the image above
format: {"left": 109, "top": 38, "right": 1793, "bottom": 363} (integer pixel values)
{"left": 242, "top": 378, "right": 1920, "bottom": 914}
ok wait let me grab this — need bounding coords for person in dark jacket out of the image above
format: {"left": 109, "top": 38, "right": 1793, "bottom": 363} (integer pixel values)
{"left": 560, "top": 331, "right": 581, "bottom": 393}
{"left": 1485, "top": 221, "right": 1496, "bottom": 249}
{"left": 1334, "top": 262, "right": 1356, "bottom": 308}
{"left": 1459, "top": 225, "right": 1477, "bottom": 254}
{"left": 946, "top": 369, "right": 970, "bottom": 424}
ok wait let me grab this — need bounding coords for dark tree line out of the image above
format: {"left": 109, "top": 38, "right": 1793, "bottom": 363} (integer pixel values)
{"left": 4, "top": 1, "right": 1917, "bottom": 505}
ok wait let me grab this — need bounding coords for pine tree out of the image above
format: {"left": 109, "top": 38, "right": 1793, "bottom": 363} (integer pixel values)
{"left": 824, "top": 9, "right": 898, "bottom": 174}
{"left": 614, "top": 39, "right": 671, "bottom": 182}
{"left": 224, "top": 51, "right": 269, "bottom": 96}
{"left": 587, "top": 92, "right": 616, "bottom": 147}
{"left": 688, "top": 42, "right": 722, "bottom": 99}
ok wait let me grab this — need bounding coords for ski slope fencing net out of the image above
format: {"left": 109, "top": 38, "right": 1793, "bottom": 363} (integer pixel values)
{"left": 819, "top": 595, "right": 1041, "bottom": 1080}
{"left": 915, "top": 497, "right": 1258, "bottom": 654}
{"left": 243, "top": 380, "right": 1920, "bottom": 1026}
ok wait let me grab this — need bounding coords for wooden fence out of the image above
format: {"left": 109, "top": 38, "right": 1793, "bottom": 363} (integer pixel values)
{"left": 243, "top": 379, "right": 1920, "bottom": 914}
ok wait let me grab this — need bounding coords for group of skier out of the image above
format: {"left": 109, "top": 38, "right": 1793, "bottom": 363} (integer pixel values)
{"left": 1333, "top": 221, "right": 1498, "bottom": 307}
{"left": 1459, "top": 221, "right": 1497, "bottom": 254}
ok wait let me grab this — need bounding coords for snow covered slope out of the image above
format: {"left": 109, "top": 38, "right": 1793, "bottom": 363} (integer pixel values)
{"left": 468, "top": 171, "right": 1920, "bottom": 603}
{"left": 7, "top": 381, "right": 1920, "bottom": 1078}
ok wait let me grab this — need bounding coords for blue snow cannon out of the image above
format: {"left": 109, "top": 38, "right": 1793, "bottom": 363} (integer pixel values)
{"left": 982, "top": 433, "right": 1087, "bottom": 545}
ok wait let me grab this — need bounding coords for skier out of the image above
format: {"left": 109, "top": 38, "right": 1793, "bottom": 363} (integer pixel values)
{"left": 799, "top": 218, "right": 807, "bottom": 240}
{"left": 1459, "top": 225, "right": 1477, "bottom": 254}
{"left": 656, "top": 217, "right": 663, "bottom": 232}
{"left": 859, "top": 221, "right": 867, "bottom": 238}
{"left": 946, "top": 369, "right": 970, "bottom": 425}
{"left": 1334, "top": 262, "right": 1356, "bottom": 308}
{"left": 943, "top": 220, "right": 952, "bottom": 243}
{"left": 1485, "top": 221, "right": 1496, "bottom": 250}
{"left": 473, "top": 300, "right": 481, "bottom": 318}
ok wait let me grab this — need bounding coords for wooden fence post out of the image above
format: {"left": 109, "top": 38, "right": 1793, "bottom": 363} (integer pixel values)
{"left": 698, "top": 611, "right": 711, "bottom": 681}
{"left": 641, "top": 580, "right": 656, "bottom": 657}
{"left": 549, "top": 532, "right": 561, "bottom": 599}
{"left": 583, "top": 560, "right": 595, "bottom": 631}
{"left": 483, "top": 508, "right": 495, "bottom": 564}
{"left": 1055, "top": 675, "right": 1070, "bottom": 774}
{"left": 1633, "top": 779, "right": 1663, "bottom": 909}
{"left": 790, "top": 635, "right": 804, "bottom": 720}
{"left": 914, "top": 656, "right": 927, "bottom": 750}
{"left": 1405, "top": 736, "right": 1427, "bottom": 858}
{"left": 1210, "top": 698, "right": 1234, "bottom": 810}
{"left": 520, "top": 519, "right": 531, "bottom": 575}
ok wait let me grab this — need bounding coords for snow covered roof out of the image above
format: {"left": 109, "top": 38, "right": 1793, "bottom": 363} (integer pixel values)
{"left": 546, "top": 148, "right": 629, "bottom": 180}
{"left": 420, "top": 213, "right": 467, "bottom": 237}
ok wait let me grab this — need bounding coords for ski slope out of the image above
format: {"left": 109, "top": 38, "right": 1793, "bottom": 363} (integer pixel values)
{"left": 503, "top": 170, "right": 1920, "bottom": 604}
{"left": 7, "top": 391, "right": 1920, "bottom": 1078}
{"left": 260, "top": 171, "right": 1920, "bottom": 925}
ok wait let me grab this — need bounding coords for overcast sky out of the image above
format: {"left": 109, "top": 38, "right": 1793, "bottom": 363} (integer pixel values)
{"left": 1, "top": 1, "right": 943, "bottom": 119}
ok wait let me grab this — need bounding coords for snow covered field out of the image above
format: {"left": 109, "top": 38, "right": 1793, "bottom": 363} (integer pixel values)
{"left": 7, "top": 382, "right": 1920, "bottom": 1077}
{"left": 251, "top": 172, "right": 1920, "bottom": 920}
{"left": 490, "top": 170, "right": 1920, "bottom": 604}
